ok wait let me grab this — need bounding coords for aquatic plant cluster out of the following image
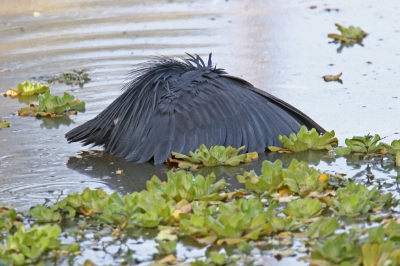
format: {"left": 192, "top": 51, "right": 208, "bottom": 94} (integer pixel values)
{"left": 2, "top": 131, "right": 400, "bottom": 265}
{"left": 3, "top": 78, "right": 86, "bottom": 120}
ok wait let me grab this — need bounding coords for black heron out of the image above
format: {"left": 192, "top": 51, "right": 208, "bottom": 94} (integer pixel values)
{"left": 66, "top": 53, "right": 325, "bottom": 164}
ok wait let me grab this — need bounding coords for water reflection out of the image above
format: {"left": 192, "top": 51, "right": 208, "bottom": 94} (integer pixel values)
{"left": 39, "top": 115, "right": 75, "bottom": 129}
{"left": 332, "top": 41, "right": 365, "bottom": 53}
{"left": 66, "top": 149, "right": 400, "bottom": 197}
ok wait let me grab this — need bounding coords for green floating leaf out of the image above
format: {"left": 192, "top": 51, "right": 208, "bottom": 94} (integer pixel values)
{"left": 381, "top": 139, "right": 400, "bottom": 166}
{"left": 284, "top": 198, "right": 325, "bottom": 219}
{"left": 155, "top": 240, "right": 177, "bottom": 254}
{"left": 171, "top": 144, "right": 258, "bottom": 169}
{"left": 328, "top": 23, "right": 368, "bottom": 43}
{"left": 4, "top": 81, "right": 49, "bottom": 97}
{"left": 18, "top": 91, "right": 85, "bottom": 117}
{"left": 209, "top": 251, "right": 227, "bottom": 265}
{"left": 308, "top": 217, "right": 339, "bottom": 238}
{"left": 147, "top": 171, "right": 228, "bottom": 202}
{"left": 334, "top": 134, "right": 383, "bottom": 156}
{"left": 268, "top": 126, "right": 338, "bottom": 153}
{"left": 0, "top": 223, "right": 77, "bottom": 265}
{"left": 311, "top": 233, "right": 361, "bottom": 265}
{"left": 331, "top": 181, "right": 393, "bottom": 217}
{"left": 283, "top": 159, "right": 328, "bottom": 197}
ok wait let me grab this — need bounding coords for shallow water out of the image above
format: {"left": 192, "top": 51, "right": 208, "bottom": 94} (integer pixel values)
{"left": 1, "top": 0, "right": 400, "bottom": 264}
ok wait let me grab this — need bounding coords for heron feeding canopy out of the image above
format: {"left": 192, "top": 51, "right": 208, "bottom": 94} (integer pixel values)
{"left": 66, "top": 53, "right": 325, "bottom": 164}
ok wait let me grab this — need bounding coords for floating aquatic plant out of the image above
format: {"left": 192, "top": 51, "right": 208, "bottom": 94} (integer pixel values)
{"left": 334, "top": 134, "right": 383, "bottom": 156}
{"left": 284, "top": 198, "right": 325, "bottom": 219}
{"left": 3, "top": 81, "right": 49, "bottom": 97}
{"left": 381, "top": 140, "right": 400, "bottom": 166}
{"left": 238, "top": 159, "right": 330, "bottom": 198}
{"left": 331, "top": 181, "right": 394, "bottom": 217}
{"left": 46, "top": 69, "right": 91, "bottom": 87}
{"left": 311, "top": 233, "right": 361, "bottom": 265}
{"left": 146, "top": 171, "right": 231, "bottom": 202}
{"left": 0, "top": 224, "right": 79, "bottom": 265}
{"left": 6, "top": 151, "right": 400, "bottom": 265}
{"left": 170, "top": 144, "right": 258, "bottom": 170}
{"left": 18, "top": 91, "right": 85, "bottom": 117}
{"left": 328, "top": 23, "right": 368, "bottom": 43}
{"left": 268, "top": 126, "right": 338, "bottom": 153}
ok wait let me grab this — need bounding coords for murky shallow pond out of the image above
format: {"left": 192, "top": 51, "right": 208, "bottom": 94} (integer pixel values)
{"left": 1, "top": 0, "right": 400, "bottom": 265}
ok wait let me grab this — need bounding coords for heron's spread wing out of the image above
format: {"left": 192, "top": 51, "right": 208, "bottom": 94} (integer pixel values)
{"left": 66, "top": 54, "right": 325, "bottom": 164}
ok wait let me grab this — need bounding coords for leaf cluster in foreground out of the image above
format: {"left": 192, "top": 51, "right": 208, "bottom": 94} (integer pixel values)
{"left": 0, "top": 155, "right": 397, "bottom": 265}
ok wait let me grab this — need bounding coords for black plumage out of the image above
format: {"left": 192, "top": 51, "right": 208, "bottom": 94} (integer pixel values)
{"left": 66, "top": 53, "right": 325, "bottom": 164}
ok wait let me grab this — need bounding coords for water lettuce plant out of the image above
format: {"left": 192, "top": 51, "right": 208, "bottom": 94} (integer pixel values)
{"left": 18, "top": 91, "right": 85, "bottom": 117}
{"left": 170, "top": 144, "right": 258, "bottom": 169}
{"left": 328, "top": 23, "right": 368, "bottom": 43}
{"left": 4, "top": 150, "right": 400, "bottom": 265}
{"left": 3, "top": 81, "right": 49, "bottom": 97}
{"left": 307, "top": 217, "right": 339, "bottom": 239}
{"left": 268, "top": 126, "right": 338, "bottom": 153}
{"left": 311, "top": 233, "right": 361, "bottom": 265}
{"left": 238, "top": 158, "right": 330, "bottom": 198}
{"left": 0, "top": 224, "right": 79, "bottom": 265}
{"left": 284, "top": 198, "right": 325, "bottom": 219}
{"left": 334, "top": 134, "right": 383, "bottom": 156}
{"left": 237, "top": 160, "right": 283, "bottom": 197}
{"left": 381, "top": 140, "right": 400, "bottom": 166}
{"left": 146, "top": 171, "right": 230, "bottom": 202}
{"left": 330, "top": 181, "right": 394, "bottom": 217}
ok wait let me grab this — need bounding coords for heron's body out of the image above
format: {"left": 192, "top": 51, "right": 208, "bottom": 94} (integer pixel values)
{"left": 66, "top": 54, "right": 325, "bottom": 164}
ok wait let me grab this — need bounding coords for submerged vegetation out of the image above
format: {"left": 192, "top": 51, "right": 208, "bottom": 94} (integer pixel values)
{"left": 32, "top": 69, "right": 91, "bottom": 87}
{"left": 46, "top": 69, "right": 91, "bottom": 87}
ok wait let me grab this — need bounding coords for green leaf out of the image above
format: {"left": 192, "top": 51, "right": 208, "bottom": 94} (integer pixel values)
{"left": 268, "top": 126, "right": 338, "bottom": 152}
{"left": 334, "top": 146, "right": 352, "bottom": 156}
{"left": 210, "top": 251, "right": 227, "bottom": 265}
{"left": 308, "top": 217, "right": 339, "bottom": 238}
{"left": 284, "top": 198, "right": 325, "bottom": 219}
{"left": 171, "top": 145, "right": 257, "bottom": 168}
{"left": 37, "top": 91, "right": 85, "bottom": 115}
{"left": 17, "top": 81, "right": 50, "bottom": 96}
{"left": 155, "top": 240, "right": 177, "bottom": 254}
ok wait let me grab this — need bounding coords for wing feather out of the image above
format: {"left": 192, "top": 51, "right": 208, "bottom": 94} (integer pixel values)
{"left": 66, "top": 53, "right": 325, "bottom": 164}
